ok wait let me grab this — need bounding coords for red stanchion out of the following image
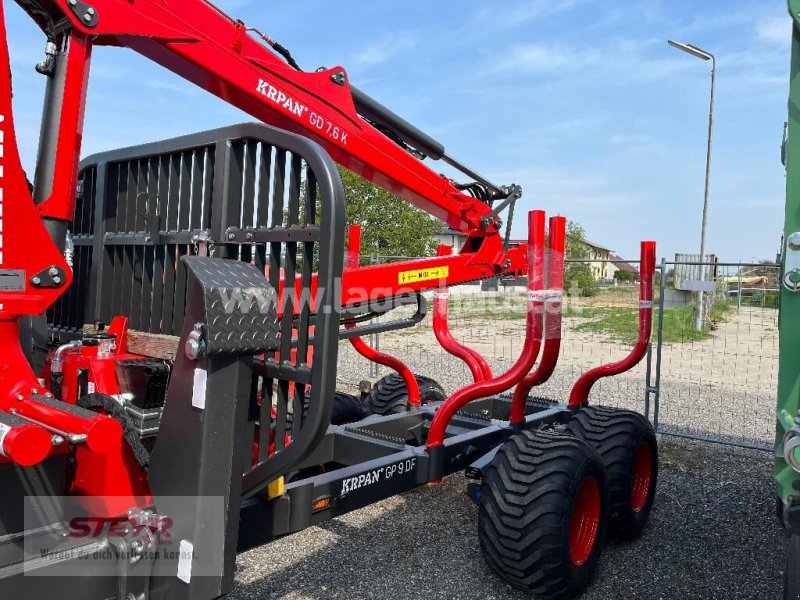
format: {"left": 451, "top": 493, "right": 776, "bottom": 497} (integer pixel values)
{"left": 426, "top": 209, "right": 546, "bottom": 449}
{"left": 567, "top": 241, "right": 656, "bottom": 407}
{"left": 510, "top": 215, "right": 566, "bottom": 423}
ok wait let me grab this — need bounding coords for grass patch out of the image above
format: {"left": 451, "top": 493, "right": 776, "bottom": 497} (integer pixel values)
{"left": 571, "top": 300, "right": 733, "bottom": 344}
{"left": 709, "top": 300, "right": 732, "bottom": 321}
{"left": 573, "top": 307, "right": 644, "bottom": 343}
{"left": 596, "top": 285, "right": 638, "bottom": 295}
{"left": 563, "top": 305, "right": 608, "bottom": 319}
{"left": 417, "top": 295, "right": 736, "bottom": 343}
{"left": 657, "top": 305, "right": 708, "bottom": 343}
{"left": 459, "top": 307, "right": 528, "bottom": 321}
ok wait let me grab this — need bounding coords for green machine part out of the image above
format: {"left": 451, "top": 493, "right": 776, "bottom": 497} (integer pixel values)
{"left": 777, "top": 0, "right": 800, "bottom": 507}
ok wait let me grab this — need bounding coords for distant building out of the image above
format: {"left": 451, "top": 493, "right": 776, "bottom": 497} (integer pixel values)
{"left": 435, "top": 227, "right": 623, "bottom": 283}
{"left": 433, "top": 228, "right": 467, "bottom": 253}
{"left": 608, "top": 253, "right": 639, "bottom": 280}
{"left": 581, "top": 239, "right": 613, "bottom": 281}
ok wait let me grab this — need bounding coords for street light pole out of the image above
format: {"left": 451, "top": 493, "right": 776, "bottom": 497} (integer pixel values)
{"left": 668, "top": 40, "right": 716, "bottom": 332}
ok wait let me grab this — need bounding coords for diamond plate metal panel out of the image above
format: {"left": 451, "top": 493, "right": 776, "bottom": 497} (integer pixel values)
{"left": 182, "top": 256, "right": 279, "bottom": 356}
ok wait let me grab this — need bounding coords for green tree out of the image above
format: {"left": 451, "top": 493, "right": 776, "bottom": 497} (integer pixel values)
{"left": 614, "top": 270, "right": 637, "bottom": 282}
{"left": 339, "top": 168, "right": 445, "bottom": 263}
{"left": 564, "top": 221, "right": 597, "bottom": 297}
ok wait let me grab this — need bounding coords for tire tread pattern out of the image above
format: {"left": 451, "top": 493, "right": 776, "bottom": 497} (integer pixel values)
{"left": 565, "top": 405, "right": 657, "bottom": 538}
{"left": 367, "top": 373, "right": 445, "bottom": 415}
{"left": 330, "top": 392, "right": 371, "bottom": 425}
{"left": 478, "top": 430, "right": 608, "bottom": 599}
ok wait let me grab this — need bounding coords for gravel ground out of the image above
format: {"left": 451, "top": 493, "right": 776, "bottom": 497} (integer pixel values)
{"left": 231, "top": 437, "right": 786, "bottom": 599}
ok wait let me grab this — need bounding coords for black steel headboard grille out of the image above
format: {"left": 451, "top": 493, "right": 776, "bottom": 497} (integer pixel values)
{"left": 48, "top": 123, "right": 346, "bottom": 479}
{"left": 49, "top": 124, "right": 338, "bottom": 336}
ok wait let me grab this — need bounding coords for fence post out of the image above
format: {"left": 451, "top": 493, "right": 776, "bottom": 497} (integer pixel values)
{"left": 644, "top": 268, "right": 655, "bottom": 420}
{"left": 737, "top": 268, "right": 742, "bottom": 312}
{"left": 652, "top": 257, "right": 667, "bottom": 432}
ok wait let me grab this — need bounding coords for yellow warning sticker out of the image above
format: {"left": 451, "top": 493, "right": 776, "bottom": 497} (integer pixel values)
{"left": 398, "top": 266, "right": 449, "bottom": 285}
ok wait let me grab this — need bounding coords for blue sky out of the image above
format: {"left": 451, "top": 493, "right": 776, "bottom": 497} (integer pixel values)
{"left": 6, "top": 0, "right": 790, "bottom": 262}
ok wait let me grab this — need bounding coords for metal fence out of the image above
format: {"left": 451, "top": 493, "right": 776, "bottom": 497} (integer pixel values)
{"left": 649, "top": 260, "right": 778, "bottom": 450}
{"left": 335, "top": 257, "right": 779, "bottom": 451}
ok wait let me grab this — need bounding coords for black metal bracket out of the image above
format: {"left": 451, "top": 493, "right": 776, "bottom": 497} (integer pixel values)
{"left": 30, "top": 265, "right": 66, "bottom": 288}
{"left": 338, "top": 293, "right": 427, "bottom": 339}
{"left": 67, "top": 0, "right": 99, "bottom": 28}
{"left": 135, "top": 192, "right": 162, "bottom": 244}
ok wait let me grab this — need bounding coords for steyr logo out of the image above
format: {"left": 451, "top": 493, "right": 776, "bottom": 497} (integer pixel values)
{"left": 67, "top": 515, "right": 174, "bottom": 545}
{"left": 256, "top": 79, "right": 308, "bottom": 118}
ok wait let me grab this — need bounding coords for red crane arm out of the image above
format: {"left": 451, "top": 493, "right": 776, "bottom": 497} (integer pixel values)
{"left": 22, "top": 0, "right": 511, "bottom": 237}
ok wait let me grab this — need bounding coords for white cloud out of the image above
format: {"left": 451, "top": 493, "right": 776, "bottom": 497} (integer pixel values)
{"left": 503, "top": 0, "right": 581, "bottom": 28}
{"left": 486, "top": 38, "right": 689, "bottom": 84}
{"left": 488, "top": 114, "right": 614, "bottom": 162}
{"left": 755, "top": 16, "right": 790, "bottom": 47}
{"left": 495, "top": 44, "right": 572, "bottom": 74}
{"left": 352, "top": 32, "right": 418, "bottom": 68}
{"left": 468, "top": 0, "right": 582, "bottom": 32}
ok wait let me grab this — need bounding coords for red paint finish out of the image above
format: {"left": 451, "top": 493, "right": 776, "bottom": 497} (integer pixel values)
{"left": 568, "top": 475, "right": 601, "bottom": 567}
{"left": 0, "top": 320, "right": 121, "bottom": 464}
{"left": 426, "top": 210, "right": 546, "bottom": 449}
{"left": 344, "top": 225, "right": 423, "bottom": 405}
{"left": 568, "top": 241, "right": 656, "bottom": 407}
{"left": 1, "top": 421, "right": 52, "bottom": 467}
{"left": 0, "top": 4, "right": 72, "bottom": 317}
{"left": 630, "top": 442, "right": 653, "bottom": 513}
{"left": 70, "top": 444, "right": 152, "bottom": 516}
{"left": 56, "top": 318, "right": 136, "bottom": 405}
{"left": 1, "top": 0, "right": 576, "bottom": 497}
{"left": 338, "top": 235, "right": 527, "bottom": 309}
{"left": 347, "top": 326, "right": 420, "bottom": 406}
{"left": 62, "top": 319, "right": 153, "bottom": 510}
{"left": 107, "top": 316, "right": 130, "bottom": 357}
{"left": 432, "top": 287, "right": 492, "bottom": 383}
{"left": 272, "top": 228, "right": 527, "bottom": 317}
{"left": 13, "top": 0, "right": 529, "bottom": 317}
{"left": 346, "top": 224, "right": 362, "bottom": 270}
{"left": 511, "top": 215, "right": 566, "bottom": 423}
{"left": 431, "top": 241, "right": 493, "bottom": 382}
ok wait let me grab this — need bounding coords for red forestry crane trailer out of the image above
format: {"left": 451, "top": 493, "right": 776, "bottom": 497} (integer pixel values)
{"left": 1, "top": 1, "right": 659, "bottom": 598}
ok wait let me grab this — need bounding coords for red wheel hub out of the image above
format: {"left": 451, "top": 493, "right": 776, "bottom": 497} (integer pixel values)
{"left": 568, "top": 475, "right": 601, "bottom": 567}
{"left": 631, "top": 441, "right": 653, "bottom": 513}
